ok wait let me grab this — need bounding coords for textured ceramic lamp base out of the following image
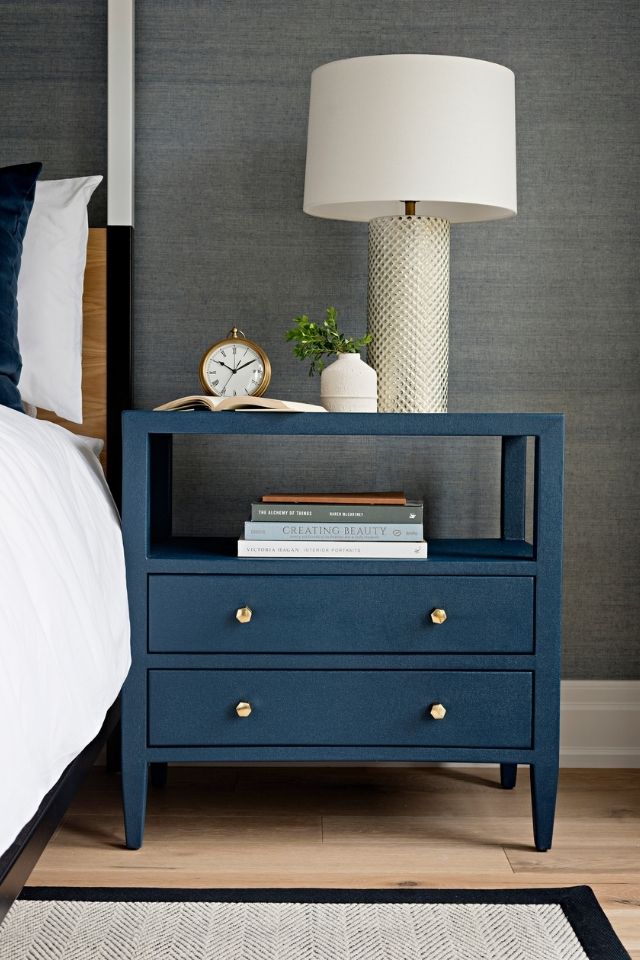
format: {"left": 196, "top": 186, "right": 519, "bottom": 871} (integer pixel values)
{"left": 367, "top": 216, "right": 450, "bottom": 413}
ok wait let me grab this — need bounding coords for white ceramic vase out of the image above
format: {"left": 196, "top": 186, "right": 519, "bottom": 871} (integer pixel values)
{"left": 320, "top": 353, "right": 377, "bottom": 412}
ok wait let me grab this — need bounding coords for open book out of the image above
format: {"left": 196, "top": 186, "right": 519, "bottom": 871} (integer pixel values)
{"left": 154, "top": 395, "right": 327, "bottom": 413}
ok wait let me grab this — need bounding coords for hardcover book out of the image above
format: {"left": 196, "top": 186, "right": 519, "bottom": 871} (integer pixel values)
{"left": 154, "top": 395, "right": 326, "bottom": 413}
{"left": 250, "top": 501, "right": 423, "bottom": 523}
{"left": 244, "top": 521, "right": 424, "bottom": 541}
{"left": 237, "top": 540, "right": 428, "bottom": 559}
{"left": 261, "top": 491, "right": 406, "bottom": 504}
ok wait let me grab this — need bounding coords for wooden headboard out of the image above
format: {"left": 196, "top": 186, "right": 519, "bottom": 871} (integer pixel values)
{"left": 37, "top": 228, "right": 108, "bottom": 463}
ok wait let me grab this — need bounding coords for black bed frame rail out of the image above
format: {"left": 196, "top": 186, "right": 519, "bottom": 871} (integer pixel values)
{"left": 0, "top": 702, "right": 121, "bottom": 924}
{"left": 0, "top": 224, "right": 132, "bottom": 924}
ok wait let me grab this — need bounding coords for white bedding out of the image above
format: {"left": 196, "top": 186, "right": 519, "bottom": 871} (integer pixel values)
{"left": 0, "top": 407, "right": 130, "bottom": 857}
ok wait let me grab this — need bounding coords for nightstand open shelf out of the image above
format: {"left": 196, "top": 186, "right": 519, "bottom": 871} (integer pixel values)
{"left": 149, "top": 537, "right": 535, "bottom": 559}
{"left": 146, "top": 537, "right": 535, "bottom": 573}
{"left": 121, "top": 411, "right": 563, "bottom": 851}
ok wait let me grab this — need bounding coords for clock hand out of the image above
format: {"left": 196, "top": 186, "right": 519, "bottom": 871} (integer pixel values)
{"left": 217, "top": 367, "right": 236, "bottom": 389}
{"left": 229, "top": 347, "right": 246, "bottom": 372}
{"left": 234, "top": 347, "right": 248, "bottom": 370}
{"left": 233, "top": 358, "right": 259, "bottom": 373}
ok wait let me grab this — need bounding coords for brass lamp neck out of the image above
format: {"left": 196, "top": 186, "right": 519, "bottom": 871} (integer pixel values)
{"left": 404, "top": 200, "right": 416, "bottom": 216}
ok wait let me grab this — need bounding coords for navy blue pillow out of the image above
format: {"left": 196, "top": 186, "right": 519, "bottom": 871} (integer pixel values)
{"left": 0, "top": 162, "right": 42, "bottom": 412}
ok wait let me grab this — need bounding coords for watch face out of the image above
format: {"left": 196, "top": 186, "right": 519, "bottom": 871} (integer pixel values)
{"left": 201, "top": 337, "right": 269, "bottom": 397}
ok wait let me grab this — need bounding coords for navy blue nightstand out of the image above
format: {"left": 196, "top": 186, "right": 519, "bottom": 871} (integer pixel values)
{"left": 121, "top": 412, "right": 564, "bottom": 851}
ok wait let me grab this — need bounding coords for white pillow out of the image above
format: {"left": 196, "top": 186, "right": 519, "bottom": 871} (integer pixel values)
{"left": 17, "top": 176, "right": 103, "bottom": 423}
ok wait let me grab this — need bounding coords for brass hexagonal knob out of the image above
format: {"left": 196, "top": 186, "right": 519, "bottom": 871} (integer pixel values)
{"left": 430, "top": 608, "right": 447, "bottom": 625}
{"left": 236, "top": 606, "right": 253, "bottom": 624}
{"left": 235, "top": 701, "right": 252, "bottom": 718}
{"left": 429, "top": 703, "right": 447, "bottom": 720}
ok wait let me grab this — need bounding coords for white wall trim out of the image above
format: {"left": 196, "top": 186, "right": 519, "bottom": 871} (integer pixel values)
{"left": 108, "top": 0, "right": 135, "bottom": 226}
{"left": 559, "top": 680, "right": 640, "bottom": 767}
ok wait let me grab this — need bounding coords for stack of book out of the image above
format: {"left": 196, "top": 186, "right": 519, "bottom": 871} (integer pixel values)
{"left": 237, "top": 492, "right": 427, "bottom": 558}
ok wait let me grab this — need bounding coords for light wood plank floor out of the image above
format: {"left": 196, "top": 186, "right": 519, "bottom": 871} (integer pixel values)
{"left": 29, "top": 766, "right": 640, "bottom": 957}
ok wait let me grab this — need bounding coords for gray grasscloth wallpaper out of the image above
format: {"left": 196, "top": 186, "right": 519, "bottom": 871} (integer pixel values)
{"left": 2, "top": 2, "right": 639, "bottom": 678}
{"left": 0, "top": 1, "right": 107, "bottom": 225}
{"left": 135, "top": 0, "right": 639, "bottom": 679}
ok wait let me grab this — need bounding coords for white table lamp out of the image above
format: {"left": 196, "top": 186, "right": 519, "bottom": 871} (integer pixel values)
{"left": 303, "top": 54, "right": 517, "bottom": 412}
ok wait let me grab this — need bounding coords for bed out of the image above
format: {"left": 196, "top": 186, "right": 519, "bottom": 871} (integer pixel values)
{"left": 0, "top": 225, "right": 133, "bottom": 922}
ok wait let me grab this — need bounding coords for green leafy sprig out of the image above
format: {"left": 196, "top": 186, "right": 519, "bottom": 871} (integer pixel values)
{"left": 285, "top": 307, "right": 371, "bottom": 377}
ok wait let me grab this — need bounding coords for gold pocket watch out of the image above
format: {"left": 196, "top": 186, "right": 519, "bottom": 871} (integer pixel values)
{"left": 199, "top": 327, "right": 271, "bottom": 398}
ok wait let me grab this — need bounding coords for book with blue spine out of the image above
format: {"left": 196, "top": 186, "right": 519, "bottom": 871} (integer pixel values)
{"left": 244, "top": 521, "right": 423, "bottom": 541}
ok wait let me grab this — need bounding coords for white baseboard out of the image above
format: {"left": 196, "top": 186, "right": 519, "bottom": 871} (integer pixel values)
{"left": 560, "top": 680, "right": 640, "bottom": 767}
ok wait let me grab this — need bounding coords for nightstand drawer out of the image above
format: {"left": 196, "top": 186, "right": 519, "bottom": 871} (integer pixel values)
{"left": 148, "top": 575, "right": 534, "bottom": 654}
{"left": 148, "top": 669, "right": 533, "bottom": 748}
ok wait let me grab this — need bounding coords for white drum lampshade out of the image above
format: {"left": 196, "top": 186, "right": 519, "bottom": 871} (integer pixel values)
{"left": 303, "top": 54, "right": 517, "bottom": 412}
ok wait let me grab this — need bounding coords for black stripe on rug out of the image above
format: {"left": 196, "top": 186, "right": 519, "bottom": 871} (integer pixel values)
{"left": 20, "top": 885, "right": 629, "bottom": 960}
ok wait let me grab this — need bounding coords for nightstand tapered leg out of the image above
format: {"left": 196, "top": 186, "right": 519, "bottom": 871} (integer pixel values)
{"left": 122, "top": 756, "right": 148, "bottom": 849}
{"left": 500, "top": 763, "right": 517, "bottom": 789}
{"left": 530, "top": 760, "right": 558, "bottom": 852}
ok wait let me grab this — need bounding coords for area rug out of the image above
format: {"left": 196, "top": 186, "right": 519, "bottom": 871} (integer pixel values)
{"left": 0, "top": 887, "right": 629, "bottom": 959}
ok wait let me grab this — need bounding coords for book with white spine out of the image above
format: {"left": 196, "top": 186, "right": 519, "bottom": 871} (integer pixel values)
{"left": 237, "top": 540, "right": 428, "bottom": 559}
{"left": 244, "top": 521, "right": 424, "bottom": 541}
